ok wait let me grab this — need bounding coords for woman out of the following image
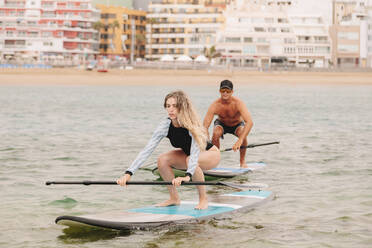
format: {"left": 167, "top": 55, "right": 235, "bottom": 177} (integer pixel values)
{"left": 117, "top": 90, "right": 220, "bottom": 209}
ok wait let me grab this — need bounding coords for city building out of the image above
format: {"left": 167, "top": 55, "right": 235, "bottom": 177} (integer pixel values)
{"left": 366, "top": 0, "right": 372, "bottom": 67}
{"left": 91, "top": 0, "right": 132, "bottom": 8}
{"left": 0, "top": 0, "right": 100, "bottom": 62}
{"left": 330, "top": 0, "right": 368, "bottom": 67}
{"left": 215, "top": 0, "right": 331, "bottom": 68}
{"left": 146, "top": 0, "right": 230, "bottom": 60}
{"left": 96, "top": 4, "right": 146, "bottom": 61}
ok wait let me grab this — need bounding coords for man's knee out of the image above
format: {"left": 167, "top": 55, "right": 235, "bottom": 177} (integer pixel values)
{"left": 212, "top": 127, "right": 223, "bottom": 139}
{"left": 235, "top": 126, "right": 244, "bottom": 137}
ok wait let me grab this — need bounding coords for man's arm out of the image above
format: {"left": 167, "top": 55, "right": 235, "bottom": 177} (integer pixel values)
{"left": 232, "top": 100, "right": 253, "bottom": 151}
{"left": 203, "top": 102, "right": 216, "bottom": 139}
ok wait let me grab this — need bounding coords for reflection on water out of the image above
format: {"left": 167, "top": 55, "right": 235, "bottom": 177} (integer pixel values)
{"left": 58, "top": 226, "right": 131, "bottom": 243}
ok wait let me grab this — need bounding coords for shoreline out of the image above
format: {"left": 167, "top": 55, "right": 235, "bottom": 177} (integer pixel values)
{"left": 1, "top": 68, "right": 372, "bottom": 85}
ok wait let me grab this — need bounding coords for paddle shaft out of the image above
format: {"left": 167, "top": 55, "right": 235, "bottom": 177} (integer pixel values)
{"left": 47, "top": 180, "right": 230, "bottom": 186}
{"left": 221, "top": 141, "right": 280, "bottom": 152}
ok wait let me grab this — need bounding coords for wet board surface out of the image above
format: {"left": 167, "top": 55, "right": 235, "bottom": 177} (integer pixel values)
{"left": 152, "top": 162, "right": 266, "bottom": 179}
{"left": 203, "top": 162, "right": 266, "bottom": 178}
{"left": 56, "top": 189, "right": 273, "bottom": 231}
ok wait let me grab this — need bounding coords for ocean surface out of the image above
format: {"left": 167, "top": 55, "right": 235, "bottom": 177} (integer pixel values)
{"left": 0, "top": 82, "right": 371, "bottom": 248}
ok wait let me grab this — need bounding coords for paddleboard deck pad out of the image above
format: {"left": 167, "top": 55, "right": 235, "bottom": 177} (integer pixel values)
{"left": 152, "top": 162, "right": 266, "bottom": 179}
{"left": 56, "top": 189, "right": 273, "bottom": 231}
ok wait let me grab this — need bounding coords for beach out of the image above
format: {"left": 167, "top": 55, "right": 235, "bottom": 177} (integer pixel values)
{"left": 1, "top": 68, "right": 372, "bottom": 86}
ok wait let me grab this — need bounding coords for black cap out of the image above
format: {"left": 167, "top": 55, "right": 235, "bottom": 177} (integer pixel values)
{"left": 220, "top": 80, "right": 233, "bottom": 90}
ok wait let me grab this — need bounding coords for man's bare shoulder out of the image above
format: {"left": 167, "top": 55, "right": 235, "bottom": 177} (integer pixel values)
{"left": 209, "top": 98, "right": 222, "bottom": 107}
{"left": 232, "top": 96, "right": 246, "bottom": 105}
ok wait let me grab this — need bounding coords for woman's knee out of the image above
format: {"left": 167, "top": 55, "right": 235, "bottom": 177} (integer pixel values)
{"left": 157, "top": 153, "right": 170, "bottom": 168}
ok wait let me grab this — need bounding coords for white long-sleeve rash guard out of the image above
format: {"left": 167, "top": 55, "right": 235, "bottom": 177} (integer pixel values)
{"left": 125, "top": 118, "right": 200, "bottom": 177}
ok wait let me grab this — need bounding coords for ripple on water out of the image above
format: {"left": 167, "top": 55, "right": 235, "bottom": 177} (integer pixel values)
{"left": 49, "top": 197, "right": 78, "bottom": 209}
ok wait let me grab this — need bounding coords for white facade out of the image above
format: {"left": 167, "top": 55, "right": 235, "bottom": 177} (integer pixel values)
{"left": 146, "top": 1, "right": 225, "bottom": 59}
{"left": 367, "top": 1, "right": 372, "bottom": 67}
{"left": 0, "top": 0, "right": 100, "bottom": 62}
{"left": 338, "top": 4, "right": 369, "bottom": 67}
{"left": 215, "top": 0, "right": 331, "bottom": 68}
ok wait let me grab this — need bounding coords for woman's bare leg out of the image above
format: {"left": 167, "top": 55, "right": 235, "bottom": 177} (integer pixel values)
{"left": 179, "top": 146, "right": 221, "bottom": 209}
{"left": 156, "top": 149, "right": 187, "bottom": 207}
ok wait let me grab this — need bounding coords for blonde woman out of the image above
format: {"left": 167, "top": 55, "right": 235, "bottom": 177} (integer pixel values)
{"left": 117, "top": 91, "right": 220, "bottom": 209}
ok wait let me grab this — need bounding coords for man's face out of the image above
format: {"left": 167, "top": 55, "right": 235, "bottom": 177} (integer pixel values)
{"left": 220, "top": 88, "right": 233, "bottom": 100}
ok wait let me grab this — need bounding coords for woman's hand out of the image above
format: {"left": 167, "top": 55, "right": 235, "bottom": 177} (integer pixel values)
{"left": 117, "top": 173, "right": 131, "bottom": 187}
{"left": 172, "top": 176, "right": 191, "bottom": 187}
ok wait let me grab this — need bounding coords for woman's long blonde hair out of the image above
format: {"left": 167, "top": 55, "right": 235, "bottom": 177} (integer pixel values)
{"left": 164, "top": 91, "right": 207, "bottom": 150}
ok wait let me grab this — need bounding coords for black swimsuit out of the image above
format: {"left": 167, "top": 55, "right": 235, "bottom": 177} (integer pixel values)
{"left": 126, "top": 118, "right": 213, "bottom": 177}
{"left": 167, "top": 122, "right": 213, "bottom": 156}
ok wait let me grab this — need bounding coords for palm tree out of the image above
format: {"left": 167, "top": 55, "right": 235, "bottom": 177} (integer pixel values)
{"left": 92, "top": 21, "right": 104, "bottom": 53}
{"left": 108, "top": 20, "right": 120, "bottom": 54}
{"left": 136, "top": 33, "right": 146, "bottom": 58}
{"left": 93, "top": 21, "right": 104, "bottom": 31}
{"left": 204, "top": 46, "right": 221, "bottom": 64}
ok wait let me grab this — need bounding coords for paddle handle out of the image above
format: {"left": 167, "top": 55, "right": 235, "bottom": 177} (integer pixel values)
{"left": 221, "top": 141, "right": 280, "bottom": 152}
{"left": 46, "top": 180, "right": 222, "bottom": 186}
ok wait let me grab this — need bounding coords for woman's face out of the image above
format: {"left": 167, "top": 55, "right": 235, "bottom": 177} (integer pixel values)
{"left": 165, "top": 97, "right": 179, "bottom": 120}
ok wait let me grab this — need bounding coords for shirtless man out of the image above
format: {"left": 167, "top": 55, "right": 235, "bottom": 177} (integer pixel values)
{"left": 203, "top": 80, "right": 253, "bottom": 168}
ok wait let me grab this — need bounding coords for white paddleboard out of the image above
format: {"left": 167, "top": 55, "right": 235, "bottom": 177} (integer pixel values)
{"left": 203, "top": 162, "right": 266, "bottom": 178}
{"left": 151, "top": 162, "right": 266, "bottom": 179}
{"left": 56, "top": 189, "right": 273, "bottom": 231}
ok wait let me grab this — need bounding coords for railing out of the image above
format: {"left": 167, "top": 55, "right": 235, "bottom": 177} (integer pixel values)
{"left": 3, "top": 44, "right": 26, "bottom": 48}
{"left": 2, "top": 4, "right": 26, "bottom": 8}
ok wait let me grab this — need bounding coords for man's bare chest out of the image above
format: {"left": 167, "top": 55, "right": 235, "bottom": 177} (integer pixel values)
{"left": 216, "top": 104, "right": 240, "bottom": 119}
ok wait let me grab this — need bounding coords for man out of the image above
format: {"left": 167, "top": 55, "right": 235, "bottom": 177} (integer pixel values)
{"left": 203, "top": 80, "right": 253, "bottom": 168}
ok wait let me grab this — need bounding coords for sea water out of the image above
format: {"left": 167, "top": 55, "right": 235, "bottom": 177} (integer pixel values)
{"left": 0, "top": 82, "right": 371, "bottom": 247}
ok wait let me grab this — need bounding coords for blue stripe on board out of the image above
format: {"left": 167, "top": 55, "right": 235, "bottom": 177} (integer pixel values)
{"left": 227, "top": 190, "right": 272, "bottom": 198}
{"left": 128, "top": 204, "right": 235, "bottom": 218}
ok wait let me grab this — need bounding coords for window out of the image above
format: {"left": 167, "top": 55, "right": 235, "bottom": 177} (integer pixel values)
{"left": 254, "top": 27, "right": 265, "bottom": 32}
{"left": 244, "top": 37, "right": 253, "bottom": 43}
{"left": 338, "top": 44, "right": 358, "bottom": 53}
{"left": 338, "top": 32, "right": 358, "bottom": 40}
{"left": 284, "top": 38, "right": 295, "bottom": 44}
{"left": 243, "top": 45, "right": 256, "bottom": 54}
{"left": 315, "top": 46, "right": 330, "bottom": 53}
{"left": 225, "top": 37, "right": 241, "bottom": 43}
{"left": 29, "top": 32, "right": 38, "bottom": 37}
{"left": 278, "top": 18, "right": 288, "bottom": 23}
{"left": 42, "top": 31, "right": 52, "bottom": 37}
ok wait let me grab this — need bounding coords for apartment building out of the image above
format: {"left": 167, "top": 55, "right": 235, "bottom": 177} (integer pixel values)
{"left": 215, "top": 0, "right": 331, "bottom": 68}
{"left": 0, "top": 0, "right": 100, "bottom": 61}
{"left": 146, "top": 0, "right": 230, "bottom": 60}
{"left": 330, "top": 0, "right": 369, "bottom": 67}
{"left": 366, "top": 0, "right": 372, "bottom": 67}
{"left": 96, "top": 5, "right": 146, "bottom": 60}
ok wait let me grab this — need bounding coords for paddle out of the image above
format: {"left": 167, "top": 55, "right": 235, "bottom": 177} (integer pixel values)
{"left": 45, "top": 180, "right": 268, "bottom": 189}
{"left": 220, "top": 141, "right": 280, "bottom": 152}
